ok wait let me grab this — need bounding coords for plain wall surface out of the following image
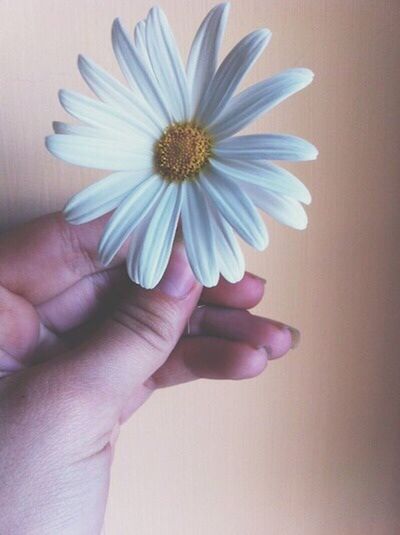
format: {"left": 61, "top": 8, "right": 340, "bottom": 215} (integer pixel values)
{"left": 1, "top": 1, "right": 399, "bottom": 533}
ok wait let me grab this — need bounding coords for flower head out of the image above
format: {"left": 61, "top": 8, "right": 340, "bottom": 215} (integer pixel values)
{"left": 46, "top": 3, "right": 317, "bottom": 288}
{"left": 155, "top": 123, "right": 212, "bottom": 182}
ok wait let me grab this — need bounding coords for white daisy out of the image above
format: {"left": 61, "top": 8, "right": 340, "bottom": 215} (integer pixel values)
{"left": 46, "top": 3, "right": 317, "bottom": 289}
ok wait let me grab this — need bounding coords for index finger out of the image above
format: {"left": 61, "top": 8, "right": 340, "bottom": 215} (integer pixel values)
{"left": 0, "top": 212, "right": 124, "bottom": 304}
{"left": 0, "top": 211, "right": 266, "bottom": 309}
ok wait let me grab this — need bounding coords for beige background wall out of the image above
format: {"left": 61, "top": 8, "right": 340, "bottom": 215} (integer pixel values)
{"left": 1, "top": 1, "right": 399, "bottom": 533}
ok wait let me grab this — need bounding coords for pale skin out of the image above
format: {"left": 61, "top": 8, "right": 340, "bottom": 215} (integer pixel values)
{"left": 0, "top": 212, "right": 298, "bottom": 534}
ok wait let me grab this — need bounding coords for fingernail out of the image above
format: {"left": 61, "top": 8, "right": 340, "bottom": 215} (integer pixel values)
{"left": 265, "top": 319, "right": 301, "bottom": 350}
{"left": 287, "top": 327, "right": 301, "bottom": 349}
{"left": 249, "top": 273, "right": 267, "bottom": 284}
{"left": 157, "top": 243, "right": 197, "bottom": 299}
{"left": 261, "top": 345, "right": 272, "bottom": 358}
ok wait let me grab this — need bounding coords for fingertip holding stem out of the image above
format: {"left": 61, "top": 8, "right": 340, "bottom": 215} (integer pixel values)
{"left": 157, "top": 242, "right": 198, "bottom": 299}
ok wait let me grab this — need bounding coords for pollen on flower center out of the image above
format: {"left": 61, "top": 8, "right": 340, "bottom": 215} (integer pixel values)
{"left": 155, "top": 123, "right": 212, "bottom": 182}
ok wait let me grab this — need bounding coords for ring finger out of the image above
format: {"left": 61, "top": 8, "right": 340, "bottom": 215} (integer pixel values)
{"left": 185, "top": 306, "right": 299, "bottom": 359}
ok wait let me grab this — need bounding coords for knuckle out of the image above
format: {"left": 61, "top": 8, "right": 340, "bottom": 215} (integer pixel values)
{"left": 112, "top": 297, "right": 178, "bottom": 353}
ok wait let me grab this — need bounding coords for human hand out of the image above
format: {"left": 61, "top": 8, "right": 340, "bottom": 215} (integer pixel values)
{"left": 0, "top": 212, "right": 298, "bottom": 534}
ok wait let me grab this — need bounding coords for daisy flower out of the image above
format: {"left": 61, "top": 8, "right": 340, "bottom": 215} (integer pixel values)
{"left": 46, "top": 3, "right": 317, "bottom": 289}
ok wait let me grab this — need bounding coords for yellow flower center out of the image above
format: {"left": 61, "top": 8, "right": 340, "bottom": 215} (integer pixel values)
{"left": 155, "top": 123, "right": 212, "bottom": 182}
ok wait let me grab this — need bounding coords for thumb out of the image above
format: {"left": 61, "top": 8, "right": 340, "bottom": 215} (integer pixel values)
{"left": 62, "top": 242, "right": 202, "bottom": 406}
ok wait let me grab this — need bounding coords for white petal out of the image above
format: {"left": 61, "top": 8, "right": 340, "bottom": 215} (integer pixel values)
{"left": 145, "top": 7, "right": 190, "bottom": 121}
{"left": 195, "top": 29, "right": 271, "bottom": 126}
{"left": 244, "top": 184, "right": 308, "bottom": 229}
{"left": 77, "top": 54, "right": 164, "bottom": 135}
{"left": 214, "top": 134, "right": 319, "bottom": 161}
{"left": 181, "top": 181, "right": 219, "bottom": 287}
{"left": 64, "top": 169, "right": 153, "bottom": 224}
{"left": 199, "top": 168, "right": 268, "bottom": 251}
{"left": 186, "top": 3, "right": 230, "bottom": 116}
{"left": 209, "top": 68, "right": 314, "bottom": 139}
{"left": 45, "top": 134, "right": 153, "bottom": 170}
{"left": 128, "top": 182, "right": 183, "bottom": 288}
{"left": 98, "top": 175, "right": 166, "bottom": 265}
{"left": 133, "top": 20, "right": 152, "bottom": 67}
{"left": 112, "top": 18, "right": 172, "bottom": 124}
{"left": 210, "top": 207, "right": 245, "bottom": 283}
{"left": 59, "top": 89, "right": 154, "bottom": 142}
{"left": 53, "top": 121, "right": 115, "bottom": 139}
{"left": 123, "top": 211, "right": 153, "bottom": 279}
{"left": 210, "top": 158, "right": 311, "bottom": 204}
{"left": 111, "top": 19, "right": 144, "bottom": 91}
